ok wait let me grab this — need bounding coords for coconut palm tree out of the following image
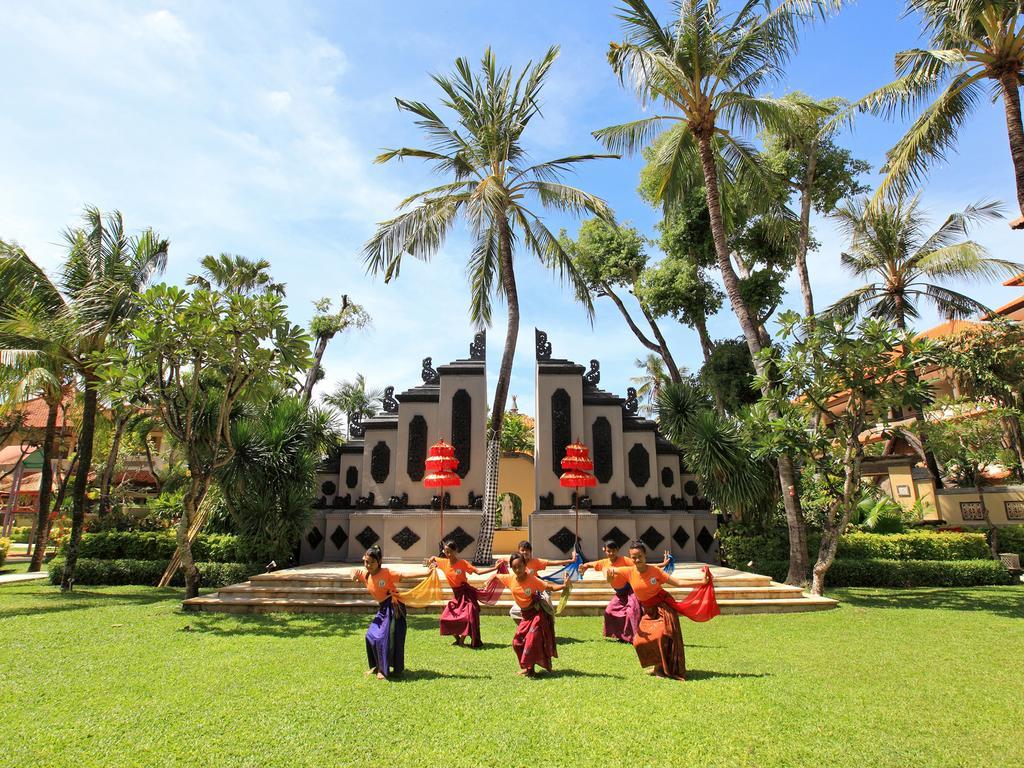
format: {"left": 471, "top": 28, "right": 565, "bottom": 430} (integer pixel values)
{"left": 363, "top": 47, "right": 616, "bottom": 563}
{"left": 186, "top": 253, "right": 285, "bottom": 296}
{"left": 595, "top": 0, "right": 837, "bottom": 584}
{"left": 0, "top": 208, "right": 167, "bottom": 589}
{"left": 322, "top": 374, "right": 383, "bottom": 439}
{"left": 631, "top": 353, "right": 671, "bottom": 416}
{"left": 857, "top": 1, "right": 1024, "bottom": 225}
{"left": 826, "top": 193, "right": 1021, "bottom": 485}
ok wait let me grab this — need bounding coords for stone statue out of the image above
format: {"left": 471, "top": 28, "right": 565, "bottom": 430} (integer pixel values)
{"left": 500, "top": 494, "right": 513, "bottom": 527}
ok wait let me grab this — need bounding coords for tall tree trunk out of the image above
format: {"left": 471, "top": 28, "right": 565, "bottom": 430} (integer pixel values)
{"left": 998, "top": 72, "right": 1024, "bottom": 225}
{"left": 301, "top": 333, "right": 330, "bottom": 404}
{"left": 811, "top": 428, "right": 861, "bottom": 595}
{"left": 27, "top": 398, "right": 59, "bottom": 573}
{"left": 476, "top": 217, "right": 519, "bottom": 565}
{"left": 697, "top": 133, "right": 809, "bottom": 584}
{"left": 693, "top": 315, "right": 714, "bottom": 363}
{"left": 61, "top": 374, "right": 99, "bottom": 592}
{"left": 177, "top": 476, "right": 203, "bottom": 598}
{"left": 637, "top": 300, "right": 682, "bottom": 383}
{"left": 795, "top": 149, "right": 817, "bottom": 317}
{"left": 99, "top": 415, "right": 127, "bottom": 516}
{"left": 602, "top": 284, "right": 681, "bottom": 383}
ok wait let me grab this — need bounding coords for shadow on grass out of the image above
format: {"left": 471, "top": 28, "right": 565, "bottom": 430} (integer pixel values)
{"left": 185, "top": 612, "right": 369, "bottom": 638}
{"left": 0, "top": 587, "right": 179, "bottom": 620}
{"left": 391, "top": 669, "right": 486, "bottom": 681}
{"left": 541, "top": 668, "right": 623, "bottom": 679}
{"left": 836, "top": 587, "right": 1024, "bottom": 619}
{"left": 686, "top": 669, "right": 771, "bottom": 681}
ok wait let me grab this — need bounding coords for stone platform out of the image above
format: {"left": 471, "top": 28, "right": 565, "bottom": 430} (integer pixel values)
{"left": 182, "top": 562, "right": 837, "bottom": 616}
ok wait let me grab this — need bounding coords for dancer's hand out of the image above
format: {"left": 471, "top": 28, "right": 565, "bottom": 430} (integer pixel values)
{"left": 703, "top": 568, "right": 712, "bottom": 585}
{"left": 579, "top": 563, "right": 589, "bottom": 574}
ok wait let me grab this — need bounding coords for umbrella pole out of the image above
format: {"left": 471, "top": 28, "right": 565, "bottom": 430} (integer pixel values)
{"left": 575, "top": 489, "right": 580, "bottom": 554}
{"left": 439, "top": 487, "right": 445, "bottom": 551}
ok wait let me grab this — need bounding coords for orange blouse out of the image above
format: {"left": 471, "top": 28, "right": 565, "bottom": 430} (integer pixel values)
{"left": 525, "top": 558, "right": 549, "bottom": 576}
{"left": 435, "top": 558, "right": 477, "bottom": 588}
{"left": 356, "top": 567, "right": 401, "bottom": 604}
{"left": 609, "top": 564, "right": 670, "bottom": 602}
{"left": 593, "top": 555, "right": 634, "bottom": 590}
{"left": 498, "top": 572, "right": 549, "bottom": 609}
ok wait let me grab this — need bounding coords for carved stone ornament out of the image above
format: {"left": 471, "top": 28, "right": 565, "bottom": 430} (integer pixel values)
{"left": 421, "top": 357, "right": 440, "bottom": 385}
{"left": 551, "top": 388, "right": 571, "bottom": 476}
{"left": 381, "top": 386, "right": 399, "bottom": 413}
{"left": 592, "top": 417, "right": 613, "bottom": 484}
{"left": 583, "top": 359, "right": 600, "bottom": 386}
{"left": 535, "top": 328, "right": 552, "bottom": 361}
{"left": 469, "top": 330, "right": 486, "bottom": 360}
{"left": 452, "top": 389, "right": 472, "bottom": 478}
{"left": 624, "top": 387, "right": 639, "bottom": 415}
{"left": 348, "top": 411, "right": 365, "bottom": 439}
{"left": 407, "top": 415, "right": 427, "bottom": 481}
{"left": 370, "top": 441, "right": 391, "bottom": 484}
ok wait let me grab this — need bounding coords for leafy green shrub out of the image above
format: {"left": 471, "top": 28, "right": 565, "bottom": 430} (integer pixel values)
{"left": 9, "top": 526, "right": 32, "bottom": 543}
{"left": 0, "top": 537, "right": 9, "bottom": 568}
{"left": 46, "top": 557, "right": 260, "bottom": 588}
{"left": 739, "top": 558, "right": 1013, "bottom": 587}
{"left": 60, "top": 532, "right": 242, "bottom": 563}
{"left": 996, "top": 525, "right": 1024, "bottom": 560}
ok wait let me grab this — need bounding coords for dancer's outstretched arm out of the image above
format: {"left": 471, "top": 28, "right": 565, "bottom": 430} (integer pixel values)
{"left": 664, "top": 568, "right": 712, "bottom": 588}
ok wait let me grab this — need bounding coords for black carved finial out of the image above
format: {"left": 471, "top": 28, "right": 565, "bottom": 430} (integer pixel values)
{"left": 583, "top": 359, "right": 600, "bottom": 386}
{"left": 348, "top": 411, "right": 365, "bottom": 438}
{"left": 624, "top": 387, "right": 639, "bottom": 415}
{"left": 469, "top": 330, "right": 486, "bottom": 360}
{"left": 421, "top": 357, "right": 439, "bottom": 385}
{"left": 535, "top": 328, "right": 552, "bottom": 361}
{"left": 381, "top": 386, "right": 399, "bottom": 413}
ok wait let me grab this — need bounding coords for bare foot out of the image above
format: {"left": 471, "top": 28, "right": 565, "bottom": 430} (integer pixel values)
{"left": 517, "top": 667, "right": 534, "bottom": 677}
{"left": 364, "top": 669, "right": 376, "bottom": 677}
{"left": 376, "top": 671, "right": 387, "bottom": 680}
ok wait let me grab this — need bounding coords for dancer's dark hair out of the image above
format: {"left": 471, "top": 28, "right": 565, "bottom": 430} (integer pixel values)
{"left": 604, "top": 540, "right": 620, "bottom": 550}
{"left": 509, "top": 552, "right": 527, "bottom": 568}
{"left": 628, "top": 540, "right": 647, "bottom": 554}
{"left": 518, "top": 540, "right": 532, "bottom": 550}
{"left": 365, "top": 545, "right": 383, "bottom": 563}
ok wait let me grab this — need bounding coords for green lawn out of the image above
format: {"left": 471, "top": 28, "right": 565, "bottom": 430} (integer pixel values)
{"left": 1, "top": 583, "right": 1022, "bottom": 768}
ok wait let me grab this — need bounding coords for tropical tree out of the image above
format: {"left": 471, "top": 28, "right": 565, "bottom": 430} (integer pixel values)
{"left": 322, "top": 374, "right": 383, "bottom": 438}
{"left": 631, "top": 353, "right": 672, "bottom": 416}
{"left": 857, "top": 1, "right": 1024, "bottom": 224}
{"left": 363, "top": 47, "right": 616, "bottom": 563}
{"left": 0, "top": 210, "right": 167, "bottom": 589}
{"left": 186, "top": 253, "right": 286, "bottom": 296}
{"left": 596, "top": 0, "right": 837, "bottom": 584}
{"left": 825, "top": 194, "right": 1021, "bottom": 485}
{"left": 300, "top": 295, "right": 371, "bottom": 403}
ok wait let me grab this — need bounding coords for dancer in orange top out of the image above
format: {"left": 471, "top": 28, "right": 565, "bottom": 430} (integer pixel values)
{"left": 428, "top": 539, "right": 499, "bottom": 647}
{"left": 497, "top": 552, "right": 570, "bottom": 676}
{"left": 606, "top": 541, "right": 718, "bottom": 680}
{"left": 508, "top": 540, "right": 573, "bottom": 622}
{"left": 352, "top": 545, "right": 410, "bottom": 679}
{"left": 579, "top": 540, "right": 667, "bottom": 643}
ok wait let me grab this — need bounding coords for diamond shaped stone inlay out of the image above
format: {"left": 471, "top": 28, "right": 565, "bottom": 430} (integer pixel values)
{"left": 306, "top": 526, "right": 324, "bottom": 550}
{"left": 696, "top": 526, "right": 714, "bottom": 553}
{"left": 639, "top": 526, "right": 664, "bottom": 552}
{"left": 602, "top": 526, "right": 630, "bottom": 550}
{"left": 355, "top": 526, "right": 380, "bottom": 550}
{"left": 330, "top": 525, "right": 348, "bottom": 551}
{"left": 392, "top": 526, "right": 420, "bottom": 551}
{"left": 444, "top": 526, "right": 475, "bottom": 553}
{"left": 549, "top": 526, "right": 577, "bottom": 554}
{"left": 673, "top": 526, "right": 690, "bottom": 550}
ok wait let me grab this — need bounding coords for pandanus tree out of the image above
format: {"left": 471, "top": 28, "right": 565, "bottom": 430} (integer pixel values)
{"left": 363, "top": 46, "right": 616, "bottom": 563}
{"left": 825, "top": 193, "right": 1021, "bottom": 486}
{"left": 595, "top": 0, "right": 839, "bottom": 584}
{"left": 857, "top": 1, "right": 1024, "bottom": 226}
{"left": 0, "top": 210, "right": 167, "bottom": 589}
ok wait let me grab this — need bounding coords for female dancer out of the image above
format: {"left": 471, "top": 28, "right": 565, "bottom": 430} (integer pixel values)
{"left": 606, "top": 541, "right": 718, "bottom": 680}
{"left": 428, "top": 540, "right": 500, "bottom": 648}
{"left": 498, "top": 552, "right": 570, "bottom": 676}
{"left": 352, "top": 545, "right": 408, "bottom": 680}
{"left": 508, "top": 540, "right": 574, "bottom": 622}
{"left": 580, "top": 542, "right": 672, "bottom": 643}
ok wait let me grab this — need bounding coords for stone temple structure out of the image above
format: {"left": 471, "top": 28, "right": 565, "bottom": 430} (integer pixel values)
{"left": 300, "top": 330, "right": 718, "bottom": 564}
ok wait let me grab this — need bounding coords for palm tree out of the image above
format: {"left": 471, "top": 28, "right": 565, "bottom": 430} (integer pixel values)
{"left": 0, "top": 208, "right": 167, "bottom": 589}
{"left": 595, "top": 0, "right": 837, "bottom": 584}
{"left": 363, "top": 47, "right": 616, "bottom": 563}
{"left": 857, "top": 1, "right": 1024, "bottom": 225}
{"left": 322, "top": 374, "right": 383, "bottom": 438}
{"left": 186, "top": 253, "right": 285, "bottom": 296}
{"left": 826, "top": 193, "right": 1021, "bottom": 485}
{"left": 631, "top": 353, "right": 671, "bottom": 416}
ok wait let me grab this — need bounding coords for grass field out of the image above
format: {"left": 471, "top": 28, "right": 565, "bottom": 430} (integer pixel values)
{"left": 1, "top": 583, "right": 1022, "bottom": 768}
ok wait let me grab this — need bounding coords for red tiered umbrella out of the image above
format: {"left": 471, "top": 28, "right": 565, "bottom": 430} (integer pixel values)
{"left": 424, "top": 439, "right": 461, "bottom": 546}
{"left": 559, "top": 441, "right": 597, "bottom": 550}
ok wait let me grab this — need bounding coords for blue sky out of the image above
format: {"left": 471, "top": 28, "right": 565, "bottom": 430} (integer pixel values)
{"left": 2, "top": 0, "right": 1021, "bottom": 416}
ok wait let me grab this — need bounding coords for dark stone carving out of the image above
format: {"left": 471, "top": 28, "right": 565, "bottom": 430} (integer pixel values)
{"left": 696, "top": 526, "right": 715, "bottom": 553}
{"left": 645, "top": 494, "right": 664, "bottom": 509}
{"left": 370, "top": 441, "right": 391, "bottom": 484}
{"left": 312, "top": 497, "right": 326, "bottom": 509}
{"left": 421, "top": 357, "right": 439, "bottom": 385}
{"left": 332, "top": 495, "right": 350, "bottom": 509}
{"left": 356, "top": 492, "right": 375, "bottom": 509}
{"left": 639, "top": 526, "right": 665, "bottom": 551}
{"left": 321, "top": 480, "right": 337, "bottom": 496}
{"left": 661, "top": 467, "right": 675, "bottom": 488}
{"left": 684, "top": 479, "right": 699, "bottom": 496}
{"left": 452, "top": 389, "right": 472, "bottom": 478}
{"left": 628, "top": 443, "right": 651, "bottom": 487}
{"left": 535, "top": 328, "right": 552, "bottom": 360}
{"left": 583, "top": 359, "right": 600, "bottom": 386}
{"left": 571, "top": 492, "right": 592, "bottom": 509}
{"left": 382, "top": 386, "right": 399, "bottom": 413}
{"left": 348, "top": 411, "right": 364, "bottom": 438}
{"left": 602, "top": 526, "right": 630, "bottom": 550}
{"left": 551, "top": 388, "right": 571, "bottom": 476}
{"left": 330, "top": 525, "right": 348, "bottom": 551}
{"left": 469, "top": 330, "right": 486, "bottom": 360}
{"left": 345, "top": 466, "right": 359, "bottom": 489}
{"left": 355, "top": 526, "right": 380, "bottom": 549}
{"left": 669, "top": 495, "right": 686, "bottom": 510}
{"left": 673, "top": 526, "right": 690, "bottom": 550}
{"left": 407, "top": 415, "right": 427, "bottom": 481}
{"left": 539, "top": 492, "right": 555, "bottom": 510}
{"left": 611, "top": 492, "right": 632, "bottom": 509}
{"left": 624, "top": 387, "right": 639, "bottom": 415}
{"left": 444, "top": 526, "right": 474, "bottom": 552}
{"left": 549, "top": 526, "right": 578, "bottom": 554}
{"left": 388, "top": 493, "right": 409, "bottom": 509}
{"left": 306, "top": 526, "right": 324, "bottom": 550}
{"left": 692, "top": 496, "right": 710, "bottom": 510}
{"left": 467, "top": 491, "right": 484, "bottom": 510}
{"left": 392, "top": 526, "right": 420, "bottom": 551}
{"left": 592, "top": 417, "right": 613, "bottom": 484}
{"left": 430, "top": 492, "right": 451, "bottom": 510}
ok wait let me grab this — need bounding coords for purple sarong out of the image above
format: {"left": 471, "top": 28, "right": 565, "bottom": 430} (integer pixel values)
{"left": 604, "top": 584, "right": 640, "bottom": 643}
{"left": 365, "top": 597, "right": 406, "bottom": 678}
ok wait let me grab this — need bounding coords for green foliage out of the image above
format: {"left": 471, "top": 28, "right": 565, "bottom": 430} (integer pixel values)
{"left": 700, "top": 339, "right": 758, "bottom": 413}
{"left": 186, "top": 253, "right": 285, "bottom": 296}
{"left": 497, "top": 411, "right": 534, "bottom": 454}
{"left": 0, "top": 537, "right": 9, "bottom": 567}
{"left": 923, "top": 404, "right": 1018, "bottom": 487}
{"left": 560, "top": 218, "right": 647, "bottom": 288}
{"left": 997, "top": 525, "right": 1024, "bottom": 560}
{"left": 853, "top": 496, "right": 910, "bottom": 534}
{"left": 46, "top": 557, "right": 260, "bottom": 588}
{"left": 323, "top": 373, "right": 383, "bottom": 437}
{"left": 742, "top": 558, "right": 1013, "bottom": 587}
{"left": 59, "top": 531, "right": 244, "bottom": 563}
{"left": 8, "top": 526, "right": 32, "bottom": 543}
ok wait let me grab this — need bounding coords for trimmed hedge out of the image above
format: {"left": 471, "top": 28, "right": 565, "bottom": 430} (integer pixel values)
{"left": 46, "top": 557, "right": 261, "bottom": 588}
{"left": 743, "top": 558, "right": 1013, "bottom": 588}
{"left": 0, "top": 537, "right": 9, "bottom": 568}
{"left": 60, "top": 531, "right": 243, "bottom": 563}
{"left": 719, "top": 527, "right": 991, "bottom": 565}
{"left": 996, "top": 525, "right": 1024, "bottom": 561}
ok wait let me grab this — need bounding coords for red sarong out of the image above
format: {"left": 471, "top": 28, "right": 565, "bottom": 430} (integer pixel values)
{"left": 604, "top": 586, "right": 640, "bottom": 643}
{"left": 439, "top": 583, "right": 482, "bottom": 647}
{"left": 512, "top": 603, "right": 557, "bottom": 671}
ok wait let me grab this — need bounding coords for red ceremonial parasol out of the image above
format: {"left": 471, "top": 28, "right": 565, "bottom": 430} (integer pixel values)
{"left": 559, "top": 440, "right": 597, "bottom": 551}
{"left": 424, "top": 439, "right": 461, "bottom": 547}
